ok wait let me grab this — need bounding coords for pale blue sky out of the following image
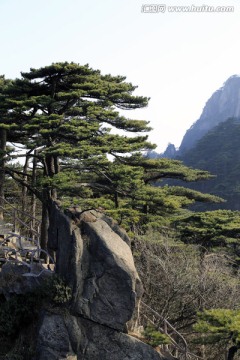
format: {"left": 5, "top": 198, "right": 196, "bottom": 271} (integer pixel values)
{"left": 1, "top": 0, "right": 240, "bottom": 151}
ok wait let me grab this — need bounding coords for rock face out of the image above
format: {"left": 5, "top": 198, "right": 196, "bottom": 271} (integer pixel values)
{"left": 48, "top": 203, "right": 142, "bottom": 331}
{"left": 179, "top": 75, "right": 240, "bottom": 153}
{"left": 162, "top": 143, "right": 177, "bottom": 159}
{"left": 36, "top": 312, "right": 164, "bottom": 360}
{"left": 41, "top": 203, "right": 165, "bottom": 360}
{"left": 0, "top": 262, "right": 52, "bottom": 300}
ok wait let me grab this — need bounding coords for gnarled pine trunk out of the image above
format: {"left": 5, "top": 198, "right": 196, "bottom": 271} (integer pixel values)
{"left": 0, "top": 128, "right": 7, "bottom": 221}
{"left": 40, "top": 154, "right": 60, "bottom": 261}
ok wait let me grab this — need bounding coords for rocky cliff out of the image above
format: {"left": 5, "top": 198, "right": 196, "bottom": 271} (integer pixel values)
{"left": 0, "top": 203, "right": 168, "bottom": 360}
{"left": 178, "top": 75, "right": 240, "bottom": 154}
{"left": 39, "top": 204, "right": 168, "bottom": 359}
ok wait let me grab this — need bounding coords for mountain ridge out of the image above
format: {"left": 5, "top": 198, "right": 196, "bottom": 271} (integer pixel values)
{"left": 179, "top": 117, "right": 240, "bottom": 211}
{"left": 178, "top": 74, "right": 240, "bottom": 154}
{"left": 147, "top": 74, "right": 240, "bottom": 211}
{"left": 154, "top": 74, "right": 240, "bottom": 159}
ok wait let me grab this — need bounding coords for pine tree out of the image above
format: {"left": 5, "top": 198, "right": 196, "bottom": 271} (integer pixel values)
{"left": 2, "top": 62, "right": 224, "bottom": 245}
{"left": 194, "top": 309, "right": 240, "bottom": 360}
{"left": 0, "top": 76, "right": 13, "bottom": 220}
{"left": 174, "top": 210, "right": 240, "bottom": 261}
{"left": 68, "top": 154, "right": 223, "bottom": 232}
{"left": 5, "top": 62, "right": 154, "bottom": 199}
{"left": 3, "top": 62, "right": 155, "bottom": 251}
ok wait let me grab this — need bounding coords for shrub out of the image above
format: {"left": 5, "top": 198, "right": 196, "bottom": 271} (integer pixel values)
{"left": 0, "top": 274, "right": 72, "bottom": 337}
{"left": 143, "top": 325, "right": 171, "bottom": 347}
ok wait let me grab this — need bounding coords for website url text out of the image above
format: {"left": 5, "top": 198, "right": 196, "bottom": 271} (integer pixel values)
{"left": 141, "top": 4, "right": 234, "bottom": 13}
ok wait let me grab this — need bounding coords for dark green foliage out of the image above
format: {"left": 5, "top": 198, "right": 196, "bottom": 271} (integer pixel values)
{"left": 69, "top": 154, "right": 222, "bottom": 232}
{"left": 194, "top": 309, "right": 240, "bottom": 340}
{"left": 6, "top": 62, "right": 153, "bottom": 165}
{"left": 143, "top": 326, "right": 170, "bottom": 347}
{"left": 39, "top": 274, "right": 72, "bottom": 304}
{"left": 0, "top": 275, "right": 71, "bottom": 337}
{"left": 174, "top": 210, "right": 240, "bottom": 260}
{"left": 194, "top": 309, "right": 240, "bottom": 359}
{"left": 2, "top": 62, "right": 156, "bottom": 206}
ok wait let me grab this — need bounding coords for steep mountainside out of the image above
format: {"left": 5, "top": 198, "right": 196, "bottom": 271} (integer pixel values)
{"left": 179, "top": 118, "right": 240, "bottom": 210}
{"left": 178, "top": 75, "right": 240, "bottom": 154}
{"left": 156, "top": 75, "right": 240, "bottom": 211}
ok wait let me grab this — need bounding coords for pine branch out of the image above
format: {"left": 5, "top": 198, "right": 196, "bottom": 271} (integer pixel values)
{"left": 5, "top": 168, "right": 42, "bottom": 200}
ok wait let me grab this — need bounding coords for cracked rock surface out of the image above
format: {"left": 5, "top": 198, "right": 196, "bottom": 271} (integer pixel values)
{"left": 37, "top": 312, "right": 165, "bottom": 360}
{"left": 36, "top": 202, "right": 167, "bottom": 359}
{"left": 48, "top": 203, "right": 142, "bottom": 331}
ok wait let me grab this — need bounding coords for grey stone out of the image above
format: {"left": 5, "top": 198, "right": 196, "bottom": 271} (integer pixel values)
{"left": 0, "top": 262, "right": 52, "bottom": 299}
{"left": 74, "top": 219, "right": 141, "bottom": 330}
{"left": 87, "top": 210, "right": 131, "bottom": 246}
{"left": 76, "top": 316, "right": 167, "bottom": 360}
{"left": 36, "top": 312, "right": 76, "bottom": 360}
{"left": 48, "top": 203, "right": 142, "bottom": 331}
{"left": 36, "top": 312, "right": 167, "bottom": 360}
{"left": 35, "top": 203, "right": 169, "bottom": 359}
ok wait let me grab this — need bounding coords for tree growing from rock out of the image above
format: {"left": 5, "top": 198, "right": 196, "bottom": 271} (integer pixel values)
{"left": 5, "top": 62, "right": 153, "bottom": 196}
{"left": 0, "top": 62, "right": 223, "bottom": 247}
{"left": 3, "top": 62, "right": 155, "bottom": 249}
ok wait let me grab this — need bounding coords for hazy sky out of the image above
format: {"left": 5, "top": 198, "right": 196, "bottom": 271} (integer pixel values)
{"left": 0, "top": 0, "right": 239, "bottom": 152}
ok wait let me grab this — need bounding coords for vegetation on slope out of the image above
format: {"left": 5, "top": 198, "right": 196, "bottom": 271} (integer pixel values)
{"left": 180, "top": 117, "right": 240, "bottom": 211}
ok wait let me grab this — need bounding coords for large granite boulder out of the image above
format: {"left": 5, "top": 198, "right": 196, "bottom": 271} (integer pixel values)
{"left": 0, "top": 202, "right": 174, "bottom": 359}
{"left": 48, "top": 203, "right": 143, "bottom": 331}
{"left": 42, "top": 203, "right": 168, "bottom": 358}
{"left": 36, "top": 311, "right": 166, "bottom": 360}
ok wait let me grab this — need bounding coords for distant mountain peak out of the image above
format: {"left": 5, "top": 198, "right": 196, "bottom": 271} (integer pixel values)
{"left": 178, "top": 75, "right": 240, "bottom": 154}
{"left": 163, "top": 143, "right": 177, "bottom": 158}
